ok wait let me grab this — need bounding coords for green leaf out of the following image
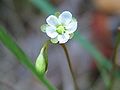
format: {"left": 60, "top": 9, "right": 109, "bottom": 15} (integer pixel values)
{"left": 54, "top": 12, "right": 60, "bottom": 17}
{"left": 69, "top": 33, "right": 74, "bottom": 39}
{"left": 36, "top": 41, "right": 49, "bottom": 75}
{"left": 41, "top": 24, "right": 48, "bottom": 32}
{"left": 0, "top": 26, "right": 56, "bottom": 90}
{"left": 50, "top": 38, "right": 58, "bottom": 44}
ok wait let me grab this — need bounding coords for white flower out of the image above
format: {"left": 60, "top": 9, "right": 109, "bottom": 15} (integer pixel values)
{"left": 41, "top": 11, "right": 77, "bottom": 44}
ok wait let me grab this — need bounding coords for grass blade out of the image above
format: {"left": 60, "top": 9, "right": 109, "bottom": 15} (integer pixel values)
{"left": 74, "top": 31, "right": 112, "bottom": 70}
{"left": 0, "top": 26, "right": 56, "bottom": 90}
{"left": 74, "top": 31, "right": 112, "bottom": 86}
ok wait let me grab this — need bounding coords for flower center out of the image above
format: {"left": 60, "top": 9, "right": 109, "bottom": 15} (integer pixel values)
{"left": 56, "top": 25, "right": 65, "bottom": 34}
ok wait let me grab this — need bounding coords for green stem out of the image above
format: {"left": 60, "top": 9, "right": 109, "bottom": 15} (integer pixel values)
{"left": 108, "top": 28, "right": 120, "bottom": 90}
{"left": 107, "top": 45, "right": 118, "bottom": 90}
{"left": 60, "top": 44, "right": 79, "bottom": 90}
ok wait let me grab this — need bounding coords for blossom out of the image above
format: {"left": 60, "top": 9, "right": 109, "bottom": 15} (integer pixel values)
{"left": 41, "top": 11, "right": 77, "bottom": 44}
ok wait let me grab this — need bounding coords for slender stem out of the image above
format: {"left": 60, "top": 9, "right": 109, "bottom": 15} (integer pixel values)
{"left": 108, "top": 28, "right": 120, "bottom": 90}
{"left": 60, "top": 44, "right": 79, "bottom": 90}
{"left": 108, "top": 45, "right": 118, "bottom": 90}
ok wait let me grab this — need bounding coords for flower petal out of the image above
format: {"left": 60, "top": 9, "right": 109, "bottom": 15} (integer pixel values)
{"left": 58, "top": 33, "right": 70, "bottom": 43}
{"left": 59, "top": 11, "right": 72, "bottom": 25}
{"left": 65, "top": 18, "right": 77, "bottom": 34}
{"left": 46, "top": 15, "right": 59, "bottom": 26}
{"left": 46, "top": 26, "right": 58, "bottom": 38}
{"left": 50, "top": 37, "right": 58, "bottom": 43}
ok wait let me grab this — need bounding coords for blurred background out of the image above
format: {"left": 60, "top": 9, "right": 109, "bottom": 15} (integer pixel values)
{"left": 0, "top": 0, "right": 120, "bottom": 90}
